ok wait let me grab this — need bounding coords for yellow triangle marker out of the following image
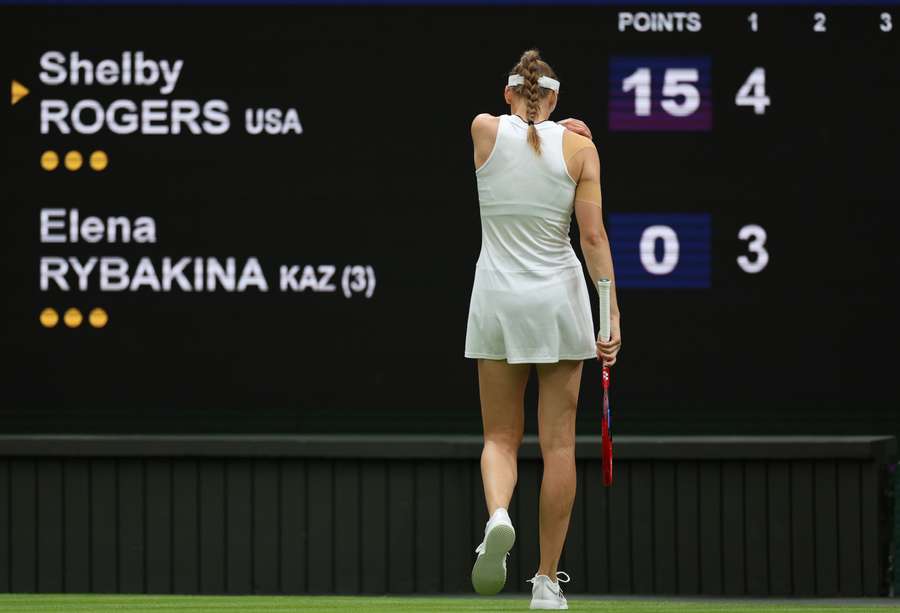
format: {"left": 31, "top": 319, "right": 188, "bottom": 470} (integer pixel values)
{"left": 11, "top": 80, "right": 29, "bottom": 105}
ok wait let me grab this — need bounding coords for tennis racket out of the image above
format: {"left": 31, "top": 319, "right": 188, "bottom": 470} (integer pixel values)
{"left": 597, "top": 279, "right": 613, "bottom": 487}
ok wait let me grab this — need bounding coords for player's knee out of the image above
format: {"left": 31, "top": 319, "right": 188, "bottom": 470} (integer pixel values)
{"left": 538, "top": 435, "right": 575, "bottom": 460}
{"left": 484, "top": 429, "right": 523, "bottom": 453}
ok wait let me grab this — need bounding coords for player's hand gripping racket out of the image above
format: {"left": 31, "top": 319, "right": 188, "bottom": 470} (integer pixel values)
{"left": 597, "top": 279, "right": 613, "bottom": 487}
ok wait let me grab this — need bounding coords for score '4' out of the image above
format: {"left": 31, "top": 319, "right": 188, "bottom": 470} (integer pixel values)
{"left": 735, "top": 68, "right": 770, "bottom": 115}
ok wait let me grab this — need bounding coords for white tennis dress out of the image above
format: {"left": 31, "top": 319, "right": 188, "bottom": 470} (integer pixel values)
{"left": 464, "top": 114, "right": 596, "bottom": 364}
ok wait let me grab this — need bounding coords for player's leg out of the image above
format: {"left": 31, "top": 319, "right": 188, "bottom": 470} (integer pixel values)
{"left": 535, "top": 359, "right": 582, "bottom": 578}
{"left": 478, "top": 357, "right": 529, "bottom": 513}
{"left": 472, "top": 357, "right": 529, "bottom": 595}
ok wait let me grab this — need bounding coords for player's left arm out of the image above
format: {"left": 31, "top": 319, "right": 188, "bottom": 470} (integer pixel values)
{"left": 570, "top": 141, "right": 622, "bottom": 365}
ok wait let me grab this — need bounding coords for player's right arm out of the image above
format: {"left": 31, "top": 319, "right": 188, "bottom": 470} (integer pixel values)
{"left": 570, "top": 137, "right": 622, "bottom": 365}
{"left": 471, "top": 113, "right": 500, "bottom": 170}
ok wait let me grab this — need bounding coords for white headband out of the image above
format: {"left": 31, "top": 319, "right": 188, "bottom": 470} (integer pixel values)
{"left": 507, "top": 74, "right": 560, "bottom": 92}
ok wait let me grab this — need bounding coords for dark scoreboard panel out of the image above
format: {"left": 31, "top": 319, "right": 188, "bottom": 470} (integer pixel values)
{"left": 0, "top": 4, "right": 897, "bottom": 434}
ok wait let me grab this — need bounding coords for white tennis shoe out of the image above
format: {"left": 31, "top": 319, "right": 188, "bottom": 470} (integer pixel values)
{"left": 528, "top": 571, "right": 571, "bottom": 610}
{"left": 471, "top": 508, "right": 516, "bottom": 595}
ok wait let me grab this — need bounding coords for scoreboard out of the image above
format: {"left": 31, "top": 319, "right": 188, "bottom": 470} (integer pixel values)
{"left": 0, "top": 2, "right": 898, "bottom": 435}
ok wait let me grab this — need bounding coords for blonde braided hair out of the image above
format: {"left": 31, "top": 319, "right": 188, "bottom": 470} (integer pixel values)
{"left": 509, "top": 49, "right": 558, "bottom": 154}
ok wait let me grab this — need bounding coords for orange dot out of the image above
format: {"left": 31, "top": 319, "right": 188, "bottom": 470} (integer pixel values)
{"left": 64, "top": 150, "right": 83, "bottom": 171}
{"left": 63, "top": 307, "right": 83, "bottom": 328}
{"left": 89, "top": 150, "right": 108, "bottom": 171}
{"left": 88, "top": 307, "right": 108, "bottom": 328}
{"left": 39, "top": 308, "right": 59, "bottom": 328}
{"left": 41, "top": 150, "right": 59, "bottom": 171}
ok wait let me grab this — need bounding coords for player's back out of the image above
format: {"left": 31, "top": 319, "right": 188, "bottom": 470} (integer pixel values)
{"left": 474, "top": 114, "right": 580, "bottom": 273}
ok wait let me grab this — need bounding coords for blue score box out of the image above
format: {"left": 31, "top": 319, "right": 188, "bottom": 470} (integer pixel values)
{"left": 609, "top": 213, "right": 712, "bottom": 288}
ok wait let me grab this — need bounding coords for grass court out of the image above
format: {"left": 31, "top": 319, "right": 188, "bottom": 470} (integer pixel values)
{"left": 1, "top": 595, "right": 899, "bottom": 612}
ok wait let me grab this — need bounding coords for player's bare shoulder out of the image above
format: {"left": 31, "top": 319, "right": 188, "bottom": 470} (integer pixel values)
{"left": 472, "top": 114, "right": 500, "bottom": 170}
{"left": 471, "top": 113, "right": 499, "bottom": 137}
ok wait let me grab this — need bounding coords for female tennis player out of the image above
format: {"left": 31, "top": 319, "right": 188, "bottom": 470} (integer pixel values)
{"left": 465, "top": 49, "right": 621, "bottom": 610}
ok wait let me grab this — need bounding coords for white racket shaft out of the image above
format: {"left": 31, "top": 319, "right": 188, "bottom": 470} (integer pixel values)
{"left": 597, "top": 279, "right": 611, "bottom": 343}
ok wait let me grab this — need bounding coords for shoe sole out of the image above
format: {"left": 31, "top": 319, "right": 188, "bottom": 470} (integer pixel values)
{"left": 471, "top": 522, "right": 516, "bottom": 595}
{"left": 530, "top": 598, "right": 568, "bottom": 610}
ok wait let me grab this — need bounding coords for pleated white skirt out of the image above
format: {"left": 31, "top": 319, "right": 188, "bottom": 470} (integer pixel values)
{"left": 464, "top": 265, "right": 597, "bottom": 364}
